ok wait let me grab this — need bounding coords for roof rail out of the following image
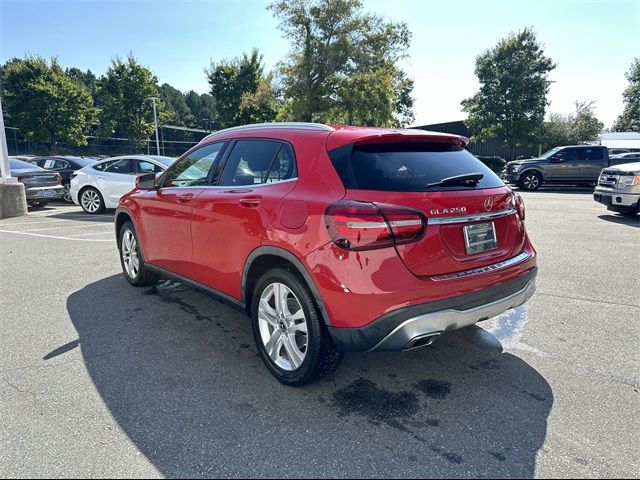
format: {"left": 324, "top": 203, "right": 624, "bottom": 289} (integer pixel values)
{"left": 201, "top": 122, "right": 334, "bottom": 142}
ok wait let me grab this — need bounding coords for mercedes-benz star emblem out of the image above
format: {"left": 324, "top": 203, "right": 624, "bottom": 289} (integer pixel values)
{"left": 484, "top": 197, "right": 493, "bottom": 211}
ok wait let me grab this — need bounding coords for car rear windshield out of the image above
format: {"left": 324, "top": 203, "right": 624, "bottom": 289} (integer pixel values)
{"left": 328, "top": 142, "right": 504, "bottom": 191}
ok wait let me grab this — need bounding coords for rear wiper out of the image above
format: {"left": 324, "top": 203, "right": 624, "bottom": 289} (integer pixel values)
{"left": 426, "top": 172, "right": 484, "bottom": 189}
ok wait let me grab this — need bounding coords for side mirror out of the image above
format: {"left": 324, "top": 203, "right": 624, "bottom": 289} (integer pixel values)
{"left": 136, "top": 173, "right": 156, "bottom": 190}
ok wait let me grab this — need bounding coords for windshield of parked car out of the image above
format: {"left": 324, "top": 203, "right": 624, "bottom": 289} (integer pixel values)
{"left": 540, "top": 147, "right": 561, "bottom": 159}
{"left": 9, "top": 159, "right": 44, "bottom": 171}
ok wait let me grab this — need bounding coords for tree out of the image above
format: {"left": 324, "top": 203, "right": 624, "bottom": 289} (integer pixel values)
{"left": 206, "top": 48, "right": 277, "bottom": 128}
{"left": 269, "top": 0, "right": 414, "bottom": 126}
{"left": 159, "top": 83, "right": 194, "bottom": 127}
{"left": 185, "top": 91, "right": 217, "bottom": 130}
{"left": 97, "top": 54, "right": 167, "bottom": 149}
{"left": 540, "top": 100, "right": 604, "bottom": 151}
{"left": 461, "top": 28, "right": 556, "bottom": 160}
{"left": 1, "top": 56, "right": 95, "bottom": 151}
{"left": 612, "top": 58, "right": 639, "bottom": 132}
{"left": 66, "top": 67, "right": 98, "bottom": 101}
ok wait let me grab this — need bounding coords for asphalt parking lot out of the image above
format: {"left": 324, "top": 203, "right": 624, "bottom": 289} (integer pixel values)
{"left": 0, "top": 191, "right": 638, "bottom": 478}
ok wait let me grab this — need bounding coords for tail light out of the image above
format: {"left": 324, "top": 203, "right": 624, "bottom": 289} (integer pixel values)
{"left": 54, "top": 173, "right": 62, "bottom": 185}
{"left": 513, "top": 192, "right": 525, "bottom": 221}
{"left": 17, "top": 175, "right": 32, "bottom": 182}
{"left": 325, "top": 200, "right": 425, "bottom": 251}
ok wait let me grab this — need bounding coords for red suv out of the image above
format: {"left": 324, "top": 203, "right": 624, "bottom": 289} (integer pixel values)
{"left": 116, "top": 123, "right": 537, "bottom": 385}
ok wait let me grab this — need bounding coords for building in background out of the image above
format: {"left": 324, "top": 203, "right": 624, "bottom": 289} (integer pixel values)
{"left": 598, "top": 132, "right": 640, "bottom": 152}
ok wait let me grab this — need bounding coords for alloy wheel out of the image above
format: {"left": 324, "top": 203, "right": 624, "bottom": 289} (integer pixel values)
{"left": 257, "top": 282, "right": 308, "bottom": 371}
{"left": 81, "top": 189, "right": 101, "bottom": 213}
{"left": 523, "top": 174, "right": 540, "bottom": 190}
{"left": 121, "top": 230, "right": 140, "bottom": 279}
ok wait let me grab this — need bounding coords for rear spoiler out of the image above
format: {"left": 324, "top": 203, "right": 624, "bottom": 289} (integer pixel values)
{"left": 326, "top": 128, "right": 469, "bottom": 150}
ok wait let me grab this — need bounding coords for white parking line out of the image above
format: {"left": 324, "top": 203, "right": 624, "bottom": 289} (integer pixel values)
{"left": 7, "top": 223, "right": 111, "bottom": 232}
{"left": 0, "top": 219, "right": 74, "bottom": 226}
{"left": 0, "top": 229, "right": 113, "bottom": 242}
{"left": 66, "top": 231, "right": 114, "bottom": 237}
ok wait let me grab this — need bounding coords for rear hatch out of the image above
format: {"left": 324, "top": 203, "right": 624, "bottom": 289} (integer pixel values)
{"left": 328, "top": 138, "right": 526, "bottom": 277}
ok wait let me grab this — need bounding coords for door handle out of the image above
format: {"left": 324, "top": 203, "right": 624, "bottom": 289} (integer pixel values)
{"left": 239, "top": 196, "right": 261, "bottom": 208}
{"left": 177, "top": 193, "right": 194, "bottom": 203}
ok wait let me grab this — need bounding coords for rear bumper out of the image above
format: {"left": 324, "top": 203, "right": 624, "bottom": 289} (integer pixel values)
{"left": 327, "top": 267, "right": 537, "bottom": 352}
{"left": 24, "top": 185, "right": 65, "bottom": 200}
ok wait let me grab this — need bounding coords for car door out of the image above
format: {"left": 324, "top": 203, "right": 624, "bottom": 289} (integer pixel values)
{"left": 577, "top": 147, "right": 608, "bottom": 181}
{"left": 135, "top": 142, "right": 227, "bottom": 278}
{"left": 547, "top": 148, "right": 578, "bottom": 181}
{"left": 190, "top": 139, "right": 298, "bottom": 298}
{"left": 98, "top": 158, "right": 136, "bottom": 206}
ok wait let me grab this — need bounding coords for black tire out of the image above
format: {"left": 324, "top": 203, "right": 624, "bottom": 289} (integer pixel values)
{"left": 79, "top": 187, "right": 105, "bottom": 214}
{"left": 519, "top": 170, "right": 543, "bottom": 191}
{"left": 27, "top": 200, "right": 49, "bottom": 209}
{"left": 251, "top": 268, "right": 343, "bottom": 386}
{"left": 118, "top": 221, "right": 157, "bottom": 287}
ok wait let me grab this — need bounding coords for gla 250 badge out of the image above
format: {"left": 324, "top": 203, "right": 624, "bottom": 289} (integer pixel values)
{"left": 430, "top": 206, "right": 468, "bottom": 216}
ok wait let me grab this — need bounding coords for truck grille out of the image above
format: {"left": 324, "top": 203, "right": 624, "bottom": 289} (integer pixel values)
{"left": 598, "top": 173, "right": 618, "bottom": 188}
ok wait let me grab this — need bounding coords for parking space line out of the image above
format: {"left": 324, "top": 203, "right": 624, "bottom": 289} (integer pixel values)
{"left": 0, "top": 229, "right": 113, "bottom": 242}
{"left": 7, "top": 223, "right": 112, "bottom": 232}
{"left": 0, "top": 219, "right": 75, "bottom": 226}
{"left": 66, "top": 231, "right": 114, "bottom": 237}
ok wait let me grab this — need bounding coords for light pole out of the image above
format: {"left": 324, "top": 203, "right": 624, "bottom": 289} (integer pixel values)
{"left": 148, "top": 96, "right": 160, "bottom": 155}
{"left": 0, "top": 96, "right": 15, "bottom": 183}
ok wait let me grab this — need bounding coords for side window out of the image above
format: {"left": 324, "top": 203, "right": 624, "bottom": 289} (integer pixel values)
{"left": 55, "top": 160, "right": 69, "bottom": 170}
{"left": 557, "top": 149, "right": 577, "bottom": 162}
{"left": 162, "top": 142, "right": 226, "bottom": 187}
{"left": 266, "top": 143, "right": 297, "bottom": 183}
{"left": 218, "top": 140, "right": 283, "bottom": 187}
{"left": 43, "top": 159, "right": 56, "bottom": 169}
{"left": 577, "top": 148, "right": 603, "bottom": 161}
{"left": 135, "top": 160, "right": 163, "bottom": 174}
{"left": 103, "top": 159, "right": 132, "bottom": 174}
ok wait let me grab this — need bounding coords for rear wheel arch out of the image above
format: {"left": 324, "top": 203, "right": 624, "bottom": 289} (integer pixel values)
{"left": 242, "top": 247, "right": 332, "bottom": 326}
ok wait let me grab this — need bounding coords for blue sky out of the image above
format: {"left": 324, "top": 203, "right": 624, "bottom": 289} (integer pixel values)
{"left": 1, "top": 0, "right": 638, "bottom": 127}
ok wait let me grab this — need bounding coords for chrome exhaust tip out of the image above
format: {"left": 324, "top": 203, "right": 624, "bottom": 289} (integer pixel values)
{"left": 404, "top": 332, "right": 442, "bottom": 351}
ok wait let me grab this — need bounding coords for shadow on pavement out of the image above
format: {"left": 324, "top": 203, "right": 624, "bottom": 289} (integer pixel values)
{"left": 45, "top": 211, "right": 115, "bottom": 223}
{"left": 597, "top": 213, "right": 639, "bottom": 227}
{"left": 65, "top": 274, "right": 552, "bottom": 477}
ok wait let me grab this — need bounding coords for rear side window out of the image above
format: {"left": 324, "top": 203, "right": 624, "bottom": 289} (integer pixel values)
{"left": 329, "top": 143, "right": 504, "bottom": 191}
{"left": 577, "top": 148, "right": 604, "bottom": 161}
{"left": 104, "top": 159, "right": 132, "bottom": 174}
{"left": 218, "top": 140, "right": 288, "bottom": 187}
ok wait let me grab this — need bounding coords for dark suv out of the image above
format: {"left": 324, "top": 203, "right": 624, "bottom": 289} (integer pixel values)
{"left": 501, "top": 145, "right": 610, "bottom": 190}
{"left": 116, "top": 123, "right": 537, "bottom": 385}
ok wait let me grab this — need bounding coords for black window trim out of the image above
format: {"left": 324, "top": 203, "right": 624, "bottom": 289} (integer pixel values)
{"left": 212, "top": 137, "right": 298, "bottom": 187}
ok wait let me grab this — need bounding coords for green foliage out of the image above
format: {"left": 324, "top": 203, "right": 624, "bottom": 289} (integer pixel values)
{"left": 185, "top": 91, "right": 216, "bottom": 130}
{"left": 159, "top": 83, "right": 195, "bottom": 127}
{"left": 1, "top": 56, "right": 95, "bottom": 151}
{"left": 269, "top": 0, "right": 414, "bottom": 126}
{"left": 461, "top": 27, "right": 556, "bottom": 159}
{"left": 612, "top": 58, "right": 640, "bottom": 132}
{"left": 540, "top": 100, "right": 604, "bottom": 151}
{"left": 475, "top": 155, "right": 506, "bottom": 173}
{"left": 206, "top": 48, "right": 277, "bottom": 128}
{"left": 97, "top": 54, "right": 167, "bottom": 149}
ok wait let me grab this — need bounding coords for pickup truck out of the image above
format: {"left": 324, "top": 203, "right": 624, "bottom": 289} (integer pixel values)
{"left": 501, "top": 145, "right": 610, "bottom": 190}
{"left": 593, "top": 162, "right": 640, "bottom": 216}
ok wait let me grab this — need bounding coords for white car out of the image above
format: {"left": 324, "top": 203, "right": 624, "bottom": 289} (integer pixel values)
{"left": 71, "top": 155, "right": 175, "bottom": 213}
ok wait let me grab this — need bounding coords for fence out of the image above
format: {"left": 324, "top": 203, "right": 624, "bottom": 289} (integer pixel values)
{"left": 413, "top": 121, "right": 541, "bottom": 160}
{"left": 3, "top": 124, "right": 212, "bottom": 158}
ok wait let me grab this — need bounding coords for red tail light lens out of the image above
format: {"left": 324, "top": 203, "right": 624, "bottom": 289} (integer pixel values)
{"left": 513, "top": 192, "right": 525, "bottom": 221}
{"left": 54, "top": 173, "right": 62, "bottom": 185}
{"left": 325, "top": 201, "right": 425, "bottom": 251}
{"left": 17, "top": 175, "right": 32, "bottom": 182}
